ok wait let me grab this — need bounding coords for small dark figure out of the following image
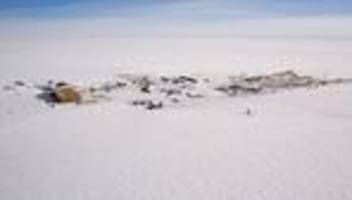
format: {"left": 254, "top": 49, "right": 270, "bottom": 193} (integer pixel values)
{"left": 245, "top": 108, "right": 253, "bottom": 116}
{"left": 139, "top": 77, "right": 152, "bottom": 93}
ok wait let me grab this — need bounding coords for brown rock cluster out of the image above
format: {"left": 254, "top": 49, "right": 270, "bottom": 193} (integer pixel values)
{"left": 54, "top": 84, "right": 81, "bottom": 103}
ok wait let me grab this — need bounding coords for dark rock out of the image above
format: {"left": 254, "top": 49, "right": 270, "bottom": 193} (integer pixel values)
{"left": 14, "top": 80, "right": 26, "bottom": 87}
{"left": 132, "top": 100, "right": 163, "bottom": 110}
{"left": 160, "top": 76, "right": 170, "bottom": 83}
{"left": 146, "top": 101, "right": 163, "bottom": 110}
{"left": 2, "top": 85, "right": 15, "bottom": 91}
{"left": 245, "top": 108, "right": 253, "bottom": 116}
{"left": 216, "top": 84, "right": 262, "bottom": 96}
{"left": 132, "top": 100, "right": 147, "bottom": 106}
{"left": 116, "top": 82, "right": 127, "bottom": 88}
{"left": 56, "top": 81, "right": 69, "bottom": 88}
{"left": 185, "top": 92, "right": 204, "bottom": 99}
{"left": 35, "top": 90, "right": 59, "bottom": 105}
{"left": 244, "top": 76, "right": 263, "bottom": 83}
{"left": 172, "top": 76, "right": 198, "bottom": 84}
{"left": 141, "top": 86, "right": 151, "bottom": 93}
{"left": 170, "top": 98, "right": 180, "bottom": 103}
{"left": 161, "top": 88, "right": 182, "bottom": 96}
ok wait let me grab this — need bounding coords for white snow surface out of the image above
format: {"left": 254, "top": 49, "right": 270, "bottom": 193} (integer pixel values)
{"left": 1, "top": 37, "right": 352, "bottom": 200}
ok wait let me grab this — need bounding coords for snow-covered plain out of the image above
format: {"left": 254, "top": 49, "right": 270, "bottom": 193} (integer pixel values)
{"left": 1, "top": 37, "right": 352, "bottom": 200}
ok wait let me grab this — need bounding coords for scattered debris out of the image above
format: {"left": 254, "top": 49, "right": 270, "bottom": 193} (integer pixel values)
{"left": 216, "top": 70, "right": 347, "bottom": 96}
{"left": 8, "top": 70, "right": 351, "bottom": 110}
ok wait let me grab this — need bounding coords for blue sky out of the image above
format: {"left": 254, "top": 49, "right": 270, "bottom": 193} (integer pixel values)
{"left": 0, "top": 0, "right": 352, "bottom": 18}
{"left": 1, "top": 0, "right": 352, "bottom": 38}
